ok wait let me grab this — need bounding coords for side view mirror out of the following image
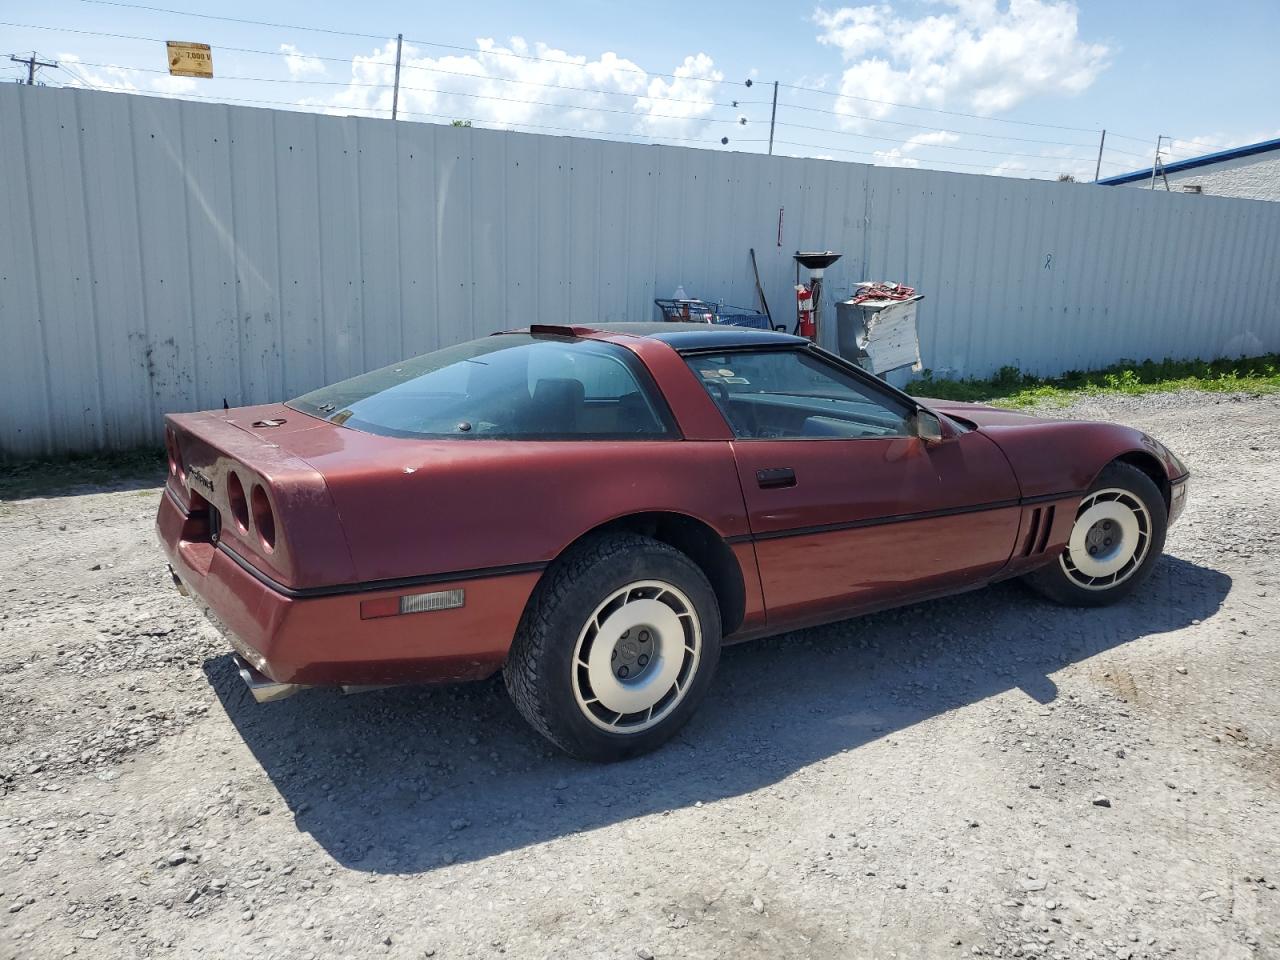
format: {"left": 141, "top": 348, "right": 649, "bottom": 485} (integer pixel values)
{"left": 914, "top": 409, "right": 946, "bottom": 443}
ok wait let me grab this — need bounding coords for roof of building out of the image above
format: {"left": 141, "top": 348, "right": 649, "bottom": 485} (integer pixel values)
{"left": 1098, "top": 136, "right": 1280, "bottom": 186}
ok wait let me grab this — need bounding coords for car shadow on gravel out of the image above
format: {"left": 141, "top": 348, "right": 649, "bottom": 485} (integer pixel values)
{"left": 205, "top": 554, "right": 1229, "bottom": 875}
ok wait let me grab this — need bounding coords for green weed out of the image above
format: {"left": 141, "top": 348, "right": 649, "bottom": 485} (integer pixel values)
{"left": 908, "top": 355, "right": 1280, "bottom": 408}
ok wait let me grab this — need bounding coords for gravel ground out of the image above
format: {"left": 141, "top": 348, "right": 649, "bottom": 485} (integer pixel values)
{"left": 1, "top": 390, "right": 1277, "bottom": 960}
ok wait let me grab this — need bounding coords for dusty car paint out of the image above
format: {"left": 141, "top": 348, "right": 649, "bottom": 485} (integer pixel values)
{"left": 157, "top": 326, "right": 1188, "bottom": 687}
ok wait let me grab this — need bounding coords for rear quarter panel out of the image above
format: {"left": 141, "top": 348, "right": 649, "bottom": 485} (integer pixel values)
{"left": 282, "top": 430, "right": 753, "bottom": 584}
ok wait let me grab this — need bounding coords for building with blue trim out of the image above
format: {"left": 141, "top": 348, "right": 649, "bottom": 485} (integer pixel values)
{"left": 1098, "top": 137, "right": 1280, "bottom": 202}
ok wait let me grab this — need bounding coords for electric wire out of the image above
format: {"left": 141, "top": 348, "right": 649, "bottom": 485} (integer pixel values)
{"left": 11, "top": 17, "right": 1247, "bottom": 156}
{"left": 75, "top": 0, "right": 725, "bottom": 85}
{"left": 740, "top": 98, "right": 1153, "bottom": 160}
{"left": 49, "top": 74, "right": 741, "bottom": 148}
{"left": 771, "top": 140, "right": 1076, "bottom": 177}
{"left": 10, "top": 13, "right": 1249, "bottom": 170}
{"left": 60, "top": 59, "right": 750, "bottom": 120}
{"left": 769, "top": 118, "right": 1103, "bottom": 163}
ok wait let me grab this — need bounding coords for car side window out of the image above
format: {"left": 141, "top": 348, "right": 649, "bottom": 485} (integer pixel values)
{"left": 685, "top": 349, "right": 914, "bottom": 440}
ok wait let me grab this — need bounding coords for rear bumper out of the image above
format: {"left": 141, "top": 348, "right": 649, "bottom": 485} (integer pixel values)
{"left": 156, "top": 490, "right": 539, "bottom": 686}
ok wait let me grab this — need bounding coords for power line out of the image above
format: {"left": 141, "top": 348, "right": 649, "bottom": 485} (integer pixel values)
{"left": 9, "top": 16, "right": 1251, "bottom": 157}
{"left": 741, "top": 97, "right": 1153, "bottom": 159}
{"left": 767, "top": 118, "right": 1123, "bottom": 164}
{"left": 55, "top": 61, "right": 108, "bottom": 91}
{"left": 59, "top": 62, "right": 750, "bottom": 126}
{"left": 768, "top": 80, "right": 1121, "bottom": 140}
{"left": 772, "top": 140, "right": 1078, "bottom": 177}
{"left": 52, "top": 72, "right": 742, "bottom": 149}
{"left": 771, "top": 82, "right": 1242, "bottom": 153}
{"left": 75, "top": 0, "right": 730, "bottom": 86}
{"left": 775, "top": 81, "right": 1110, "bottom": 134}
{"left": 62, "top": 57, "right": 748, "bottom": 111}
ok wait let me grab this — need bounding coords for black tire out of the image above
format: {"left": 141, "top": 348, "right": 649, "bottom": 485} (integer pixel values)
{"left": 504, "top": 533, "right": 722, "bottom": 762}
{"left": 1023, "top": 461, "right": 1168, "bottom": 607}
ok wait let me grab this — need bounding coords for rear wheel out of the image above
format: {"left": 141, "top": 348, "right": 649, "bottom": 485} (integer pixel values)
{"left": 504, "top": 533, "right": 722, "bottom": 761}
{"left": 1023, "top": 461, "right": 1167, "bottom": 607}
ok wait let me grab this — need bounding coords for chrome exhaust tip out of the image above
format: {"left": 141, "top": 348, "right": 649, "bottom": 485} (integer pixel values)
{"left": 232, "top": 653, "right": 304, "bottom": 703}
{"left": 167, "top": 564, "right": 189, "bottom": 597}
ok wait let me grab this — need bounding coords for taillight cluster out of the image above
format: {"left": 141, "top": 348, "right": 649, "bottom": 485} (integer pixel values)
{"left": 227, "top": 471, "right": 249, "bottom": 532}
{"left": 251, "top": 483, "right": 277, "bottom": 552}
{"left": 226, "top": 469, "right": 277, "bottom": 552}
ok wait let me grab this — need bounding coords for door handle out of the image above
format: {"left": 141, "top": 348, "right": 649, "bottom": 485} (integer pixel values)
{"left": 756, "top": 467, "right": 796, "bottom": 489}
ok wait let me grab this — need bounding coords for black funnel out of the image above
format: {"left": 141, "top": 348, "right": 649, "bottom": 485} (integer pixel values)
{"left": 794, "top": 251, "right": 842, "bottom": 271}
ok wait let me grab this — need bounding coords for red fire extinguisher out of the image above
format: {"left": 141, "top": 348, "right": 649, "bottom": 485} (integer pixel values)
{"left": 795, "top": 283, "right": 815, "bottom": 339}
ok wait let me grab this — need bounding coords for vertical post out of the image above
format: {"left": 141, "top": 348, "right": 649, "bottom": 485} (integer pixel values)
{"left": 1149, "top": 135, "right": 1164, "bottom": 190}
{"left": 391, "top": 33, "right": 404, "bottom": 120}
{"left": 10, "top": 53, "right": 58, "bottom": 85}
{"left": 767, "top": 80, "right": 778, "bottom": 156}
{"left": 1093, "top": 128, "right": 1106, "bottom": 182}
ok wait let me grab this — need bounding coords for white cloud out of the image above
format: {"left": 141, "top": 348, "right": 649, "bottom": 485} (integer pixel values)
{"left": 150, "top": 75, "right": 197, "bottom": 94}
{"left": 304, "top": 37, "right": 728, "bottom": 142}
{"left": 814, "top": 1, "right": 1110, "bottom": 125}
{"left": 873, "top": 147, "right": 920, "bottom": 168}
{"left": 55, "top": 53, "right": 139, "bottom": 93}
{"left": 634, "top": 53, "right": 724, "bottom": 137}
{"left": 901, "top": 130, "right": 960, "bottom": 152}
{"left": 280, "top": 43, "right": 326, "bottom": 79}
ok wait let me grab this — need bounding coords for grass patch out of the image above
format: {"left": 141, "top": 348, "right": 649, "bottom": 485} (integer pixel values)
{"left": 0, "top": 446, "right": 166, "bottom": 501}
{"left": 908, "top": 355, "right": 1280, "bottom": 408}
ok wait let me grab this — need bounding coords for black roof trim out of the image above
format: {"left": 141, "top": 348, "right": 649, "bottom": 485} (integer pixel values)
{"left": 585, "top": 322, "right": 808, "bottom": 350}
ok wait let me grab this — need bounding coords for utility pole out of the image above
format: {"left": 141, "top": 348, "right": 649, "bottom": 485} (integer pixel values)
{"left": 390, "top": 33, "right": 403, "bottom": 120}
{"left": 1092, "top": 128, "right": 1106, "bottom": 182}
{"left": 767, "top": 80, "right": 778, "bottom": 156}
{"left": 10, "top": 53, "right": 58, "bottom": 85}
{"left": 1149, "top": 135, "right": 1167, "bottom": 190}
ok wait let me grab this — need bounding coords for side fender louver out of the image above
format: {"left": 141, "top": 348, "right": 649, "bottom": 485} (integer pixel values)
{"left": 1021, "top": 505, "right": 1056, "bottom": 557}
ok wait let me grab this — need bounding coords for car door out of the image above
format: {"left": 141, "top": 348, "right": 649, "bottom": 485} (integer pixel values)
{"left": 683, "top": 347, "right": 1022, "bottom": 628}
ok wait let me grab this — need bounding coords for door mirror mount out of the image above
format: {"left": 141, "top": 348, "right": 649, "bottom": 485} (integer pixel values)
{"left": 914, "top": 409, "right": 947, "bottom": 444}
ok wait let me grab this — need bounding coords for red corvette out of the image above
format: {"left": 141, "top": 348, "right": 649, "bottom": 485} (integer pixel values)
{"left": 158, "top": 324, "right": 1189, "bottom": 760}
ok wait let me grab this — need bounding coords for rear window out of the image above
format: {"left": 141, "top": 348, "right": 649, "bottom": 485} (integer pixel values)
{"left": 287, "top": 334, "right": 676, "bottom": 440}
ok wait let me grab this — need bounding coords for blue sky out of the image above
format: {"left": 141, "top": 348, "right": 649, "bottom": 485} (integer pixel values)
{"left": 5, "top": 0, "right": 1278, "bottom": 180}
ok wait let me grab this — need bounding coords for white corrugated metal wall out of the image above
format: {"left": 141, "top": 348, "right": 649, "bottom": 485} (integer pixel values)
{"left": 3, "top": 84, "right": 1279, "bottom": 457}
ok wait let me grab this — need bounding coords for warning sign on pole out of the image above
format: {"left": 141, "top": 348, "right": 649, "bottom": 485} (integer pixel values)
{"left": 166, "top": 41, "right": 213, "bottom": 78}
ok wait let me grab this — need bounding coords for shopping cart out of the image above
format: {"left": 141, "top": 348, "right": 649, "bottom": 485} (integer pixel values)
{"left": 653, "top": 298, "right": 772, "bottom": 329}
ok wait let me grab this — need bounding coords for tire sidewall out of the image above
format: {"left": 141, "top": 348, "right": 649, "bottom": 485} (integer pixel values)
{"left": 1031, "top": 462, "right": 1169, "bottom": 606}
{"left": 526, "top": 537, "right": 722, "bottom": 761}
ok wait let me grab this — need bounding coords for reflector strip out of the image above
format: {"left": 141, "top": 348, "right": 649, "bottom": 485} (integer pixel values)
{"left": 359, "top": 588, "right": 466, "bottom": 620}
{"left": 400, "top": 589, "right": 465, "bottom": 614}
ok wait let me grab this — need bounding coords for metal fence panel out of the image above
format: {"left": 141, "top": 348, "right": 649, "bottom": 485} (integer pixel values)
{"left": 2, "top": 84, "right": 1279, "bottom": 456}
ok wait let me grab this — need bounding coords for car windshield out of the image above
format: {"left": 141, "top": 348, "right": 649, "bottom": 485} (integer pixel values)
{"left": 287, "top": 334, "right": 674, "bottom": 440}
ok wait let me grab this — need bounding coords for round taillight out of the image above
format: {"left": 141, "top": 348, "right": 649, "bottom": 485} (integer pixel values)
{"left": 251, "top": 484, "right": 276, "bottom": 551}
{"left": 227, "top": 472, "right": 249, "bottom": 532}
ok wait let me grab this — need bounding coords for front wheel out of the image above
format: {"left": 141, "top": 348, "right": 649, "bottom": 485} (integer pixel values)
{"left": 504, "top": 533, "right": 722, "bottom": 761}
{"left": 1023, "top": 462, "right": 1168, "bottom": 607}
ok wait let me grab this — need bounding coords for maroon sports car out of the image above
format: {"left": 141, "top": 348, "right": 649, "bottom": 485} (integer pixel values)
{"left": 158, "top": 324, "right": 1189, "bottom": 760}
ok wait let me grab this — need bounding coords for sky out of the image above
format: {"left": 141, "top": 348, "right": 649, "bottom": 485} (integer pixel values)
{"left": 4, "top": 0, "right": 1279, "bottom": 181}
